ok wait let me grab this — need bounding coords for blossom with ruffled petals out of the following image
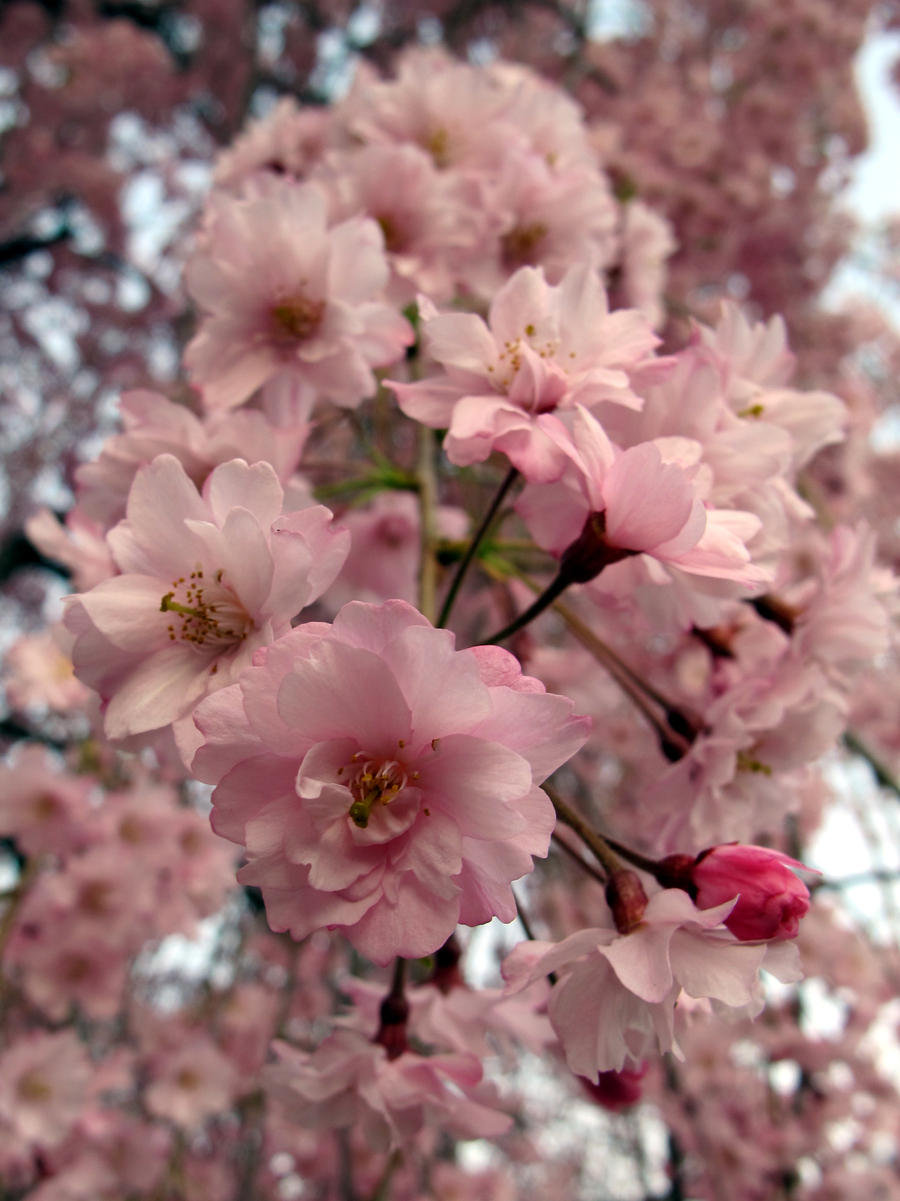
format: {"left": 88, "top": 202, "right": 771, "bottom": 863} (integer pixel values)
{"left": 503, "top": 888, "right": 801, "bottom": 1079}
{"left": 191, "top": 599, "right": 589, "bottom": 963}
{"left": 185, "top": 178, "right": 413, "bottom": 414}
{"left": 265, "top": 1030, "right": 510, "bottom": 1151}
{"left": 517, "top": 406, "right": 770, "bottom": 593}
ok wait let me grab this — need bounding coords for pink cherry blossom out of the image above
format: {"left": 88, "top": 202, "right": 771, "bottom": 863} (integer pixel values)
{"left": 190, "top": 599, "right": 589, "bottom": 963}
{"left": 26, "top": 507, "right": 116, "bottom": 592}
{"left": 0, "top": 745, "right": 94, "bottom": 857}
{"left": 184, "top": 177, "right": 413, "bottom": 413}
{"left": 617, "top": 200, "right": 677, "bottom": 331}
{"left": 73, "top": 389, "right": 310, "bottom": 528}
{"left": 459, "top": 148, "right": 618, "bottom": 298}
{"left": 3, "top": 626, "right": 90, "bottom": 716}
{"left": 265, "top": 1029, "right": 511, "bottom": 1151}
{"left": 314, "top": 143, "right": 481, "bottom": 305}
{"left": 389, "top": 265, "right": 658, "bottom": 482}
{"left": 144, "top": 1033, "right": 240, "bottom": 1129}
{"left": 63, "top": 454, "right": 349, "bottom": 740}
{"left": 325, "top": 491, "right": 468, "bottom": 611}
{"left": 0, "top": 1031, "right": 92, "bottom": 1150}
{"left": 503, "top": 888, "right": 800, "bottom": 1079}
{"left": 335, "top": 46, "right": 517, "bottom": 172}
{"left": 213, "top": 96, "right": 333, "bottom": 188}
{"left": 516, "top": 406, "right": 770, "bottom": 592}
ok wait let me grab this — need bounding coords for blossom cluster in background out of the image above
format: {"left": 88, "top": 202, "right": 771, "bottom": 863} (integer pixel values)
{"left": 2, "top": 3, "right": 900, "bottom": 1199}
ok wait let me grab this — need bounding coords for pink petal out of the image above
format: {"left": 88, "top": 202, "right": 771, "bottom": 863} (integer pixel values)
{"left": 203, "top": 459, "right": 284, "bottom": 528}
{"left": 103, "top": 646, "right": 211, "bottom": 738}
{"left": 277, "top": 640, "right": 413, "bottom": 751}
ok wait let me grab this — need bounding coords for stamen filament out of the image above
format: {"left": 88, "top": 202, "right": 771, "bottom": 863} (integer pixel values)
{"left": 160, "top": 593, "right": 214, "bottom": 620}
{"left": 349, "top": 785, "right": 383, "bottom": 829}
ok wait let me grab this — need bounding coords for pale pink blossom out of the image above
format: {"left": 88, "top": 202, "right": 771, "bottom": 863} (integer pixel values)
{"left": 26, "top": 508, "right": 115, "bottom": 592}
{"left": 0, "top": 745, "right": 94, "bottom": 857}
{"left": 314, "top": 143, "right": 481, "bottom": 304}
{"left": 213, "top": 96, "right": 333, "bottom": 187}
{"left": 265, "top": 1029, "right": 511, "bottom": 1151}
{"left": 185, "top": 178, "right": 413, "bottom": 413}
{"left": 645, "top": 656, "right": 846, "bottom": 847}
{"left": 0, "top": 1032, "right": 92, "bottom": 1150}
{"left": 389, "top": 265, "right": 657, "bottom": 481}
{"left": 144, "top": 1034, "right": 240, "bottom": 1128}
{"left": 516, "top": 406, "right": 769, "bottom": 591}
{"left": 336, "top": 47, "right": 517, "bottom": 172}
{"left": 617, "top": 200, "right": 677, "bottom": 330}
{"left": 791, "top": 523, "right": 896, "bottom": 680}
{"left": 191, "top": 599, "right": 589, "bottom": 963}
{"left": 460, "top": 148, "right": 618, "bottom": 298}
{"left": 503, "top": 888, "right": 800, "bottom": 1078}
{"left": 74, "top": 389, "right": 310, "bottom": 528}
{"left": 63, "top": 454, "right": 349, "bottom": 740}
{"left": 3, "top": 625, "right": 90, "bottom": 715}
{"left": 325, "top": 491, "right": 468, "bottom": 610}
{"left": 5, "top": 917, "right": 129, "bottom": 1022}
{"left": 342, "top": 973, "right": 554, "bottom": 1058}
{"left": 18, "top": 843, "right": 155, "bottom": 945}
{"left": 698, "top": 303, "right": 846, "bottom": 466}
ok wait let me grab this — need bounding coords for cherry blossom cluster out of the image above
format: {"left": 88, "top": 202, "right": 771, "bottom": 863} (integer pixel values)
{"left": 3, "top": 30, "right": 900, "bottom": 1201}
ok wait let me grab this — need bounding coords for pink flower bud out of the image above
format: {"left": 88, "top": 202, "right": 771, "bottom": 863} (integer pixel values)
{"left": 692, "top": 844, "right": 814, "bottom": 942}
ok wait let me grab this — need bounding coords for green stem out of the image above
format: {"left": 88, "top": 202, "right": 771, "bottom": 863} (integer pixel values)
{"left": 437, "top": 466, "right": 519, "bottom": 628}
{"left": 543, "top": 785, "right": 623, "bottom": 878}
{"left": 551, "top": 829, "right": 608, "bottom": 886}
{"left": 416, "top": 426, "right": 439, "bottom": 624}
{"left": 370, "top": 1149, "right": 403, "bottom": 1201}
{"left": 482, "top": 568, "right": 570, "bottom": 643}
{"left": 600, "top": 835, "right": 664, "bottom": 877}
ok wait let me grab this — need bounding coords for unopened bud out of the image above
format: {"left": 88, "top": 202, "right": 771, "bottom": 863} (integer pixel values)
{"left": 375, "top": 991, "right": 410, "bottom": 1061}
{"left": 431, "top": 934, "right": 464, "bottom": 995}
{"left": 606, "top": 869, "right": 649, "bottom": 933}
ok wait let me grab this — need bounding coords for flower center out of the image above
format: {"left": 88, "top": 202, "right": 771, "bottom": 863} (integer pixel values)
{"left": 500, "top": 221, "right": 548, "bottom": 268}
{"left": 422, "top": 125, "right": 451, "bottom": 168}
{"left": 270, "top": 294, "right": 325, "bottom": 343}
{"left": 160, "top": 568, "right": 252, "bottom": 651}
{"left": 375, "top": 213, "right": 407, "bottom": 254}
{"left": 17, "top": 1071, "right": 52, "bottom": 1103}
{"left": 346, "top": 756, "right": 409, "bottom": 828}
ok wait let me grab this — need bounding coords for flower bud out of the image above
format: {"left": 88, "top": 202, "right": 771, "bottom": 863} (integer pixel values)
{"left": 605, "top": 869, "right": 649, "bottom": 934}
{"left": 692, "top": 844, "right": 813, "bottom": 942}
{"left": 578, "top": 1064, "right": 647, "bottom": 1111}
{"left": 375, "top": 991, "right": 410, "bottom": 1061}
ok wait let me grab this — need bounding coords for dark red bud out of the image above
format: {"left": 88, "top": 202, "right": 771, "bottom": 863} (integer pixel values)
{"left": 375, "top": 991, "right": 410, "bottom": 1061}
{"left": 606, "top": 869, "right": 649, "bottom": 933}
